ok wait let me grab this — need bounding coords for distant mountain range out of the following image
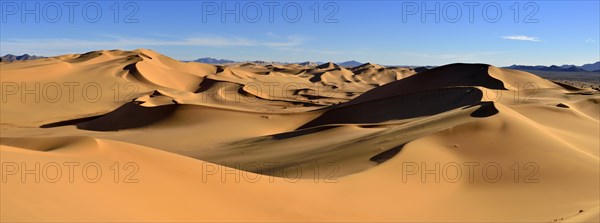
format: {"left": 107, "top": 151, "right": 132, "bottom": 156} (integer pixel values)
{"left": 190, "top": 57, "right": 364, "bottom": 67}
{"left": 338, "top": 60, "right": 363, "bottom": 67}
{"left": 580, "top": 61, "right": 600, "bottom": 71}
{"left": 192, "top": 57, "right": 236, "bottom": 64}
{"left": 1, "top": 54, "right": 44, "bottom": 62}
{"left": 506, "top": 61, "right": 600, "bottom": 72}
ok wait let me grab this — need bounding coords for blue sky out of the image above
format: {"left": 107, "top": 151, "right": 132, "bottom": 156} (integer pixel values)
{"left": 1, "top": 0, "right": 598, "bottom": 66}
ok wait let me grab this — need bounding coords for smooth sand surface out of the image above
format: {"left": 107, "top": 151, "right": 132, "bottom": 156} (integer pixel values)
{"left": 1, "top": 49, "right": 598, "bottom": 222}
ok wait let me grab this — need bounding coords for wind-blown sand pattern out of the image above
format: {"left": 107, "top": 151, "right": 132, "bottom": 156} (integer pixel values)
{"left": 1, "top": 49, "right": 598, "bottom": 222}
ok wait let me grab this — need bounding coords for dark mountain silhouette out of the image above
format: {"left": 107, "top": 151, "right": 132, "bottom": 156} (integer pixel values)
{"left": 189, "top": 57, "right": 362, "bottom": 67}
{"left": 580, "top": 61, "right": 600, "bottom": 71}
{"left": 192, "top": 57, "right": 235, "bottom": 64}
{"left": 506, "top": 61, "right": 599, "bottom": 72}
{"left": 1, "top": 54, "right": 44, "bottom": 62}
{"left": 338, "top": 60, "right": 362, "bottom": 67}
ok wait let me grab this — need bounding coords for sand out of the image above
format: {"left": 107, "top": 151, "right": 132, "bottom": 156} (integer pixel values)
{"left": 1, "top": 49, "right": 598, "bottom": 222}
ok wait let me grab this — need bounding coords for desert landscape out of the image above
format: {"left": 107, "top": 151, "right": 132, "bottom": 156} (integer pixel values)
{"left": 0, "top": 49, "right": 598, "bottom": 222}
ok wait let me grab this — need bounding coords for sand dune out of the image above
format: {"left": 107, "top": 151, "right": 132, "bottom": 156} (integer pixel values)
{"left": 1, "top": 49, "right": 598, "bottom": 222}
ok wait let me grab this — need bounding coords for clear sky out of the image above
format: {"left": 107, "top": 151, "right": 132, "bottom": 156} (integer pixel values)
{"left": 1, "top": 0, "right": 599, "bottom": 66}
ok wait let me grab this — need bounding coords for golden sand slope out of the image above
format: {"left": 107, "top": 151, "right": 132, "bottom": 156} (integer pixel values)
{"left": 1, "top": 49, "right": 598, "bottom": 222}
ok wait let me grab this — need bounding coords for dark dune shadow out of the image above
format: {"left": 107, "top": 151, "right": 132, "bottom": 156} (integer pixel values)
{"left": 40, "top": 115, "right": 103, "bottom": 128}
{"left": 370, "top": 144, "right": 405, "bottom": 164}
{"left": 309, "top": 71, "right": 331, "bottom": 82}
{"left": 316, "top": 62, "right": 340, "bottom": 69}
{"left": 122, "top": 62, "right": 148, "bottom": 84}
{"left": 40, "top": 102, "right": 179, "bottom": 131}
{"left": 66, "top": 51, "right": 104, "bottom": 63}
{"left": 77, "top": 103, "right": 178, "bottom": 131}
{"left": 298, "top": 87, "right": 485, "bottom": 129}
{"left": 138, "top": 52, "right": 153, "bottom": 59}
{"left": 552, "top": 81, "right": 582, "bottom": 91}
{"left": 468, "top": 101, "right": 499, "bottom": 117}
{"left": 347, "top": 63, "right": 507, "bottom": 106}
{"left": 272, "top": 126, "right": 338, "bottom": 140}
{"left": 195, "top": 78, "right": 220, "bottom": 93}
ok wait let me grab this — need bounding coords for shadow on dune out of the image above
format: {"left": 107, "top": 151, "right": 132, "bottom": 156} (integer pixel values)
{"left": 347, "top": 63, "right": 507, "bottom": 105}
{"left": 467, "top": 102, "right": 499, "bottom": 117}
{"left": 298, "top": 87, "right": 492, "bottom": 129}
{"left": 40, "top": 115, "right": 104, "bottom": 128}
{"left": 122, "top": 62, "right": 145, "bottom": 81}
{"left": 370, "top": 144, "right": 405, "bottom": 164}
{"left": 294, "top": 63, "right": 504, "bottom": 130}
{"left": 194, "top": 78, "right": 220, "bottom": 93}
{"left": 41, "top": 102, "right": 178, "bottom": 131}
{"left": 552, "top": 81, "right": 583, "bottom": 91}
{"left": 66, "top": 51, "right": 104, "bottom": 63}
{"left": 272, "top": 126, "right": 338, "bottom": 140}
